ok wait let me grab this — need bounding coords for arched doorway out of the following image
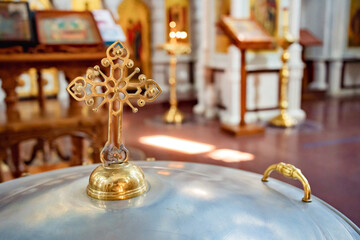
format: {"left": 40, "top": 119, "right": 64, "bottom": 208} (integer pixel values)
{"left": 118, "top": 0, "right": 151, "bottom": 78}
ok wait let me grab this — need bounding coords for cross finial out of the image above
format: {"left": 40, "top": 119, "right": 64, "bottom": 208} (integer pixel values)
{"left": 67, "top": 41, "right": 162, "bottom": 166}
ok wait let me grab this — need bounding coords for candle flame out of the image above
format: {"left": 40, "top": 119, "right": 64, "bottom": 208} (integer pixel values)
{"left": 169, "top": 31, "right": 176, "bottom": 39}
{"left": 169, "top": 21, "right": 176, "bottom": 28}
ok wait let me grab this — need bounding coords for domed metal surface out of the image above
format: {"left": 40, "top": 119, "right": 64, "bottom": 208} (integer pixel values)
{"left": 87, "top": 162, "right": 147, "bottom": 200}
{"left": 0, "top": 161, "right": 359, "bottom": 239}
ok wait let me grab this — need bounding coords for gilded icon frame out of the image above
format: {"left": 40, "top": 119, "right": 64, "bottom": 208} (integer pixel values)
{"left": 34, "top": 10, "right": 103, "bottom": 47}
{"left": 0, "top": 1, "right": 36, "bottom": 47}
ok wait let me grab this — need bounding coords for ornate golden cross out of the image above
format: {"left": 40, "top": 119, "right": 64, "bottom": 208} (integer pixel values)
{"left": 67, "top": 41, "right": 162, "bottom": 166}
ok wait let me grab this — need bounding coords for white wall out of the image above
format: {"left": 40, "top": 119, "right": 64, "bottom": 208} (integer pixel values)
{"left": 196, "top": 0, "right": 305, "bottom": 124}
{"left": 302, "top": 0, "right": 360, "bottom": 95}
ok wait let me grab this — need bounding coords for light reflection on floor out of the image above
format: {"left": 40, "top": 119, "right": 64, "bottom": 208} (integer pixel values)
{"left": 140, "top": 135, "right": 255, "bottom": 163}
{"left": 139, "top": 135, "right": 215, "bottom": 154}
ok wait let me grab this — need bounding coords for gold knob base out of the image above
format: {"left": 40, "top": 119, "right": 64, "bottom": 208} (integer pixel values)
{"left": 269, "top": 111, "right": 297, "bottom": 128}
{"left": 163, "top": 106, "right": 185, "bottom": 123}
{"left": 87, "top": 162, "right": 148, "bottom": 200}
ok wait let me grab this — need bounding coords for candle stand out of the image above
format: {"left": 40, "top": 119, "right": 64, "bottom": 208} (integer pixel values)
{"left": 159, "top": 22, "right": 191, "bottom": 124}
{"left": 269, "top": 9, "right": 297, "bottom": 127}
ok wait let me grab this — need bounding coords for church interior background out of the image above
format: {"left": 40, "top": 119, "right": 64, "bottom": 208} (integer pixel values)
{"left": 0, "top": 0, "right": 359, "bottom": 228}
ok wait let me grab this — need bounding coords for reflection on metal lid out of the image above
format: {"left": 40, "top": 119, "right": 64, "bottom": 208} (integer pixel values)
{"left": 0, "top": 161, "right": 359, "bottom": 239}
{"left": 208, "top": 149, "right": 254, "bottom": 162}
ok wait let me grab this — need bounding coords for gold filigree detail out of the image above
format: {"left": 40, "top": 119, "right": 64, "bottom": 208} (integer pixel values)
{"left": 67, "top": 41, "right": 161, "bottom": 115}
{"left": 67, "top": 41, "right": 162, "bottom": 165}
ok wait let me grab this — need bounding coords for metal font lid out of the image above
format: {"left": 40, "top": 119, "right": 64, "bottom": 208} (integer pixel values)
{"left": 0, "top": 161, "right": 358, "bottom": 239}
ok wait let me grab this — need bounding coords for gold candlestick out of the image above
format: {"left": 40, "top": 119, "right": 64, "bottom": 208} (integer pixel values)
{"left": 67, "top": 41, "right": 162, "bottom": 200}
{"left": 269, "top": 8, "right": 297, "bottom": 127}
{"left": 160, "top": 22, "right": 191, "bottom": 124}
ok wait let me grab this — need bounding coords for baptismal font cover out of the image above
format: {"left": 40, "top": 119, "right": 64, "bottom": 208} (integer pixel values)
{"left": 67, "top": 41, "right": 162, "bottom": 200}
{"left": 0, "top": 40, "right": 359, "bottom": 238}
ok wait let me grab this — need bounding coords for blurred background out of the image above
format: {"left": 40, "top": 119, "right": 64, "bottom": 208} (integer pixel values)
{"left": 0, "top": 0, "right": 359, "bottom": 226}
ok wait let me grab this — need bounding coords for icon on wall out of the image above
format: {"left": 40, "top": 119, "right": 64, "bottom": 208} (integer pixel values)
{"left": 0, "top": 1, "right": 36, "bottom": 47}
{"left": 118, "top": 0, "right": 151, "bottom": 77}
{"left": 348, "top": 0, "right": 360, "bottom": 47}
{"left": 250, "top": 0, "right": 278, "bottom": 37}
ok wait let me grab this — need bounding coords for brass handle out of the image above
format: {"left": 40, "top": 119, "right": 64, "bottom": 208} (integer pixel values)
{"left": 261, "top": 162, "right": 312, "bottom": 202}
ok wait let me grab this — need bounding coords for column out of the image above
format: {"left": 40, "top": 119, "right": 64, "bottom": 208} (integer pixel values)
{"left": 220, "top": 45, "right": 241, "bottom": 125}
{"left": 309, "top": 60, "right": 327, "bottom": 90}
{"left": 328, "top": 60, "right": 343, "bottom": 96}
{"left": 151, "top": 0, "right": 168, "bottom": 92}
{"left": 220, "top": 0, "right": 249, "bottom": 125}
{"left": 288, "top": 0, "right": 306, "bottom": 121}
{"left": 193, "top": 0, "right": 208, "bottom": 115}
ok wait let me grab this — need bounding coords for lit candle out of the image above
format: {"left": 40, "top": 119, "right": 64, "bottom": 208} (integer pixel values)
{"left": 180, "top": 31, "right": 187, "bottom": 39}
{"left": 169, "top": 21, "right": 177, "bottom": 40}
{"left": 169, "top": 21, "right": 176, "bottom": 29}
{"left": 168, "top": 21, "right": 187, "bottom": 40}
{"left": 175, "top": 31, "right": 181, "bottom": 39}
{"left": 169, "top": 31, "right": 176, "bottom": 39}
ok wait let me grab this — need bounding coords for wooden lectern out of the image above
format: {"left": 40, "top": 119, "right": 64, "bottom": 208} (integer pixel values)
{"left": 219, "top": 16, "right": 274, "bottom": 136}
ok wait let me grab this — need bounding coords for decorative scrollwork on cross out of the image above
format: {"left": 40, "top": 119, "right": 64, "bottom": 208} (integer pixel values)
{"left": 67, "top": 41, "right": 162, "bottom": 166}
